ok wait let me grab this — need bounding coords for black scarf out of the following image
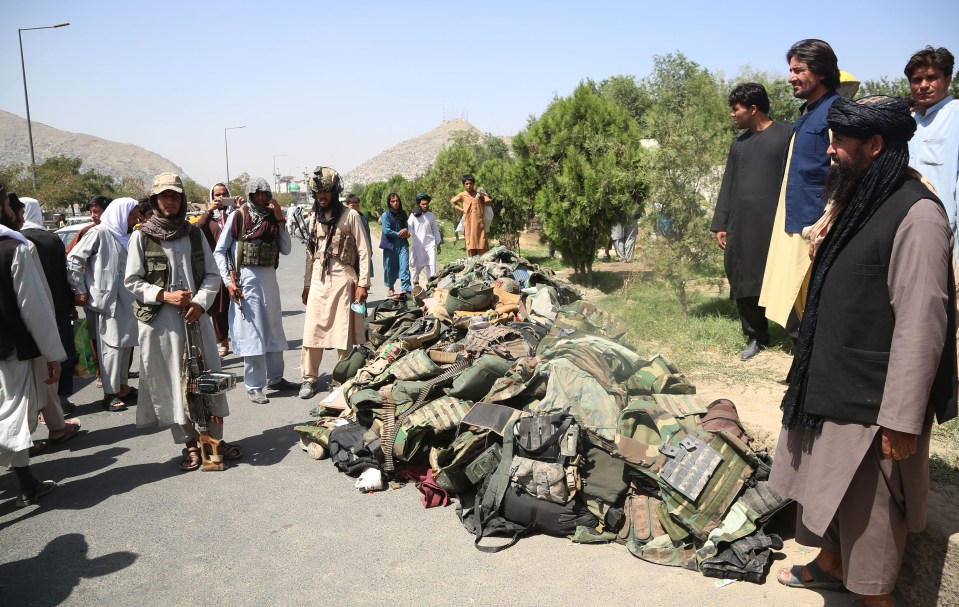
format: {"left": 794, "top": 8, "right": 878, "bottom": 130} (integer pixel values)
{"left": 311, "top": 200, "right": 344, "bottom": 274}
{"left": 781, "top": 96, "right": 917, "bottom": 430}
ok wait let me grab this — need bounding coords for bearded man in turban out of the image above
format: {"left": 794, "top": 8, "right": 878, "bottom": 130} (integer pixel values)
{"left": 771, "top": 96, "right": 957, "bottom": 606}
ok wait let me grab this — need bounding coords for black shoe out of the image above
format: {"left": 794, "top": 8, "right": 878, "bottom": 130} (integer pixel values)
{"left": 740, "top": 339, "right": 764, "bottom": 361}
{"left": 16, "top": 479, "right": 57, "bottom": 508}
{"left": 267, "top": 378, "right": 299, "bottom": 392}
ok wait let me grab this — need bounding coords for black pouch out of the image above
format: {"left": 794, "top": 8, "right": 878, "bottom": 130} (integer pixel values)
{"left": 514, "top": 413, "right": 577, "bottom": 463}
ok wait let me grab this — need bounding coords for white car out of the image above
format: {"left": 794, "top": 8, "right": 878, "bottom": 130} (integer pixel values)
{"left": 54, "top": 221, "right": 93, "bottom": 247}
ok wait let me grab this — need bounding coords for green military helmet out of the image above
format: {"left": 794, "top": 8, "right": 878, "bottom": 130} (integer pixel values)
{"left": 309, "top": 166, "right": 343, "bottom": 196}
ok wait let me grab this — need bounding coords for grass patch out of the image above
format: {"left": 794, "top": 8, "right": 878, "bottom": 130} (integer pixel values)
{"left": 591, "top": 271, "right": 793, "bottom": 387}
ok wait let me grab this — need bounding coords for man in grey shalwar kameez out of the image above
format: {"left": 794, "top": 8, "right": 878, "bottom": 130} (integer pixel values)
{"left": 67, "top": 198, "right": 140, "bottom": 411}
{"left": 214, "top": 177, "right": 296, "bottom": 404}
{"left": 0, "top": 186, "right": 64, "bottom": 506}
{"left": 126, "top": 173, "right": 241, "bottom": 472}
{"left": 771, "top": 96, "right": 957, "bottom": 606}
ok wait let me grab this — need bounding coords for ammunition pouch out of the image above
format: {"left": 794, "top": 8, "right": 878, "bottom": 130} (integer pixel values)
{"left": 328, "top": 231, "right": 358, "bottom": 269}
{"left": 240, "top": 239, "right": 280, "bottom": 268}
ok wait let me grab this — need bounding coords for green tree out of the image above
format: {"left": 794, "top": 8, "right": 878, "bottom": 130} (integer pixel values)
{"left": 597, "top": 74, "right": 652, "bottom": 124}
{"left": 113, "top": 177, "right": 148, "bottom": 200}
{"left": 728, "top": 67, "right": 802, "bottom": 123}
{"left": 419, "top": 135, "right": 480, "bottom": 225}
{"left": 640, "top": 53, "right": 730, "bottom": 314}
{"left": 858, "top": 76, "right": 911, "bottom": 98}
{"left": 513, "top": 82, "right": 648, "bottom": 286}
{"left": 227, "top": 173, "right": 250, "bottom": 202}
{"left": 1, "top": 155, "right": 119, "bottom": 215}
{"left": 475, "top": 156, "right": 530, "bottom": 251}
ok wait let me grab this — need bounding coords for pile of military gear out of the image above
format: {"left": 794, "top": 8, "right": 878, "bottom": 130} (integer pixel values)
{"left": 295, "top": 246, "right": 789, "bottom": 583}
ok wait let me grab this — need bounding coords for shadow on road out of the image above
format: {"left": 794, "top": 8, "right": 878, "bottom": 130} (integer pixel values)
{"left": 236, "top": 423, "right": 299, "bottom": 467}
{"left": 0, "top": 533, "right": 137, "bottom": 607}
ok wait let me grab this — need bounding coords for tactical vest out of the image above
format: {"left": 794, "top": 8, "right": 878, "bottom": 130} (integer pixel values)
{"left": 133, "top": 228, "right": 207, "bottom": 324}
{"left": 804, "top": 179, "right": 958, "bottom": 425}
{"left": 236, "top": 205, "right": 280, "bottom": 268}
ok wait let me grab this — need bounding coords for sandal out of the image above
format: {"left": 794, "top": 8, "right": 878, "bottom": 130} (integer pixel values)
{"left": 102, "top": 397, "right": 127, "bottom": 412}
{"left": 180, "top": 447, "right": 201, "bottom": 472}
{"left": 219, "top": 440, "right": 243, "bottom": 460}
{"left": 29, "top": 440, "right": 49, "bottom": 457}
{"left": 119, "top": 387, "right": 138, "bottom": 402}
{"left": 778, "top": 560, "right": 848, "bottom": 592}
{"left": 49, "top": 421, "right": 82, "bottom": 444}
{"left": 61, "top": 401, "right": 77, "bottom": 417}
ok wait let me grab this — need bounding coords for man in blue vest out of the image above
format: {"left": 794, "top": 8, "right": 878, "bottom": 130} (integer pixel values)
{"left": 759, "top": 39, "right": 841, "bottom": 333}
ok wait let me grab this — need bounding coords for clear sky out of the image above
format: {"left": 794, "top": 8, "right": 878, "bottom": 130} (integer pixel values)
{"left": 2, "top": 0, "right": 957, "bottom": 189}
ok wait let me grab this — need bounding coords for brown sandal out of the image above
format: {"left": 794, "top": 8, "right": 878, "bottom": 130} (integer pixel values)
{"left": 180, "top": 447, "right": 201, "bottom": 472}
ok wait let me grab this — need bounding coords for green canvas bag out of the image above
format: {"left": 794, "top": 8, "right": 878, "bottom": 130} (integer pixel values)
{"left": 447, "top": 354, "right": 513, "bottom": 402}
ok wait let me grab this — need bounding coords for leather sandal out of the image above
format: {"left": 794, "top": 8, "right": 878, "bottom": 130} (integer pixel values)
{"left": 180, "top": 447, "right": 201, "bottom": 472}
{"left": 219, "top": 440, "right": 243, "bottom": 460}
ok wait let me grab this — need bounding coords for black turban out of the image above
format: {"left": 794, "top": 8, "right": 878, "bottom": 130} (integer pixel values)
{"left": 827, "top": 95, "right": 916, "bottom": 143}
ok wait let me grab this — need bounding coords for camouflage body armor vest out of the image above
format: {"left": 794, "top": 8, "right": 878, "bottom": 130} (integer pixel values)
{"left": 239, "top": 239, "right": 280, "bottom": 268}
{"left": 134, "top": 228, "right": 207, "bottom": 324}
{"left": 237, "top": 205, "right": 280, "bottom": 268}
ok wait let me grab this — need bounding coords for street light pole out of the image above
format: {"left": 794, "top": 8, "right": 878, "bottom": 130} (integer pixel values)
{"left": 18, "top": 22, "right": 70, "bottom": 190}
{"left": 224, "top": 125, "right": 245, "bottom": 189}
{"left": 273, "top": 154, "right": 287, "bottom": 193}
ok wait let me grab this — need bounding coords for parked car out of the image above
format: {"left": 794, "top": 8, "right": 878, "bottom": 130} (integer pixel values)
{"left": 54, "top": 221, "right": 92, "bottom": 247}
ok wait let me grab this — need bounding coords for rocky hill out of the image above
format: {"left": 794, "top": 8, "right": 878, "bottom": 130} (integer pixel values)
{"left": 345, "top": 119, "right": 495, "bottom": 188}
{"left": 0, "top": 110, "right": 185, "bottom": 180}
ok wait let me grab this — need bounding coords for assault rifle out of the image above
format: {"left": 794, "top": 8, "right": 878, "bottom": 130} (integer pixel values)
{"left": 224, "top": 242, "right": 246, "bottom": 320}
{"left": 291, "top": 205, "right": 309, "bottom": 244}
{"left": 173, "top": 281, "right": 237, "bottom": 471}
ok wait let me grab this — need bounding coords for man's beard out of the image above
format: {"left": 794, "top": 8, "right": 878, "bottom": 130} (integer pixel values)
{"left": 823, "top": 157, "right": 868, "bottom": 208}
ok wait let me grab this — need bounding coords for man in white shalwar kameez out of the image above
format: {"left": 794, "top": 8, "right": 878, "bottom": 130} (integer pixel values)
{"left": 214, "top": 177, "right": 296, "bottom": 404}
{"left": 408, "top": 193, "right": 442, "bottom": 286}
{"left": 67, "top": 199, "right": 140, "bottom": 411}
{"left": 126, "top": 173, "right": 241, "bottom": 472}
{"left": 0, "top": 186, "right": 65, "bottom": 506}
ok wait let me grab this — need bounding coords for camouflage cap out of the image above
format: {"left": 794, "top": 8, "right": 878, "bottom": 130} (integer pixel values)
{"left": 151, "top": 172, "right": 185, "bottom": 196}
{"left": 309, "top": 166, "right": 343, "bottom": 195}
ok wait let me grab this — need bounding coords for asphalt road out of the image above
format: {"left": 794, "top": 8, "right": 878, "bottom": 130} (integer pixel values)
{"left": 0, "top": 238, "right": 842, "bottom": 607}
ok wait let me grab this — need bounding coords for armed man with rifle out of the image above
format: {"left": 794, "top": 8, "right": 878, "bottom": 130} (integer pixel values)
{"left": 213, "top": 177, "right": 297, "bottom": 404}
{"left": 125, "top": 173, "right": 242, "bottom": 472}
{"left": 298, "top": 167, "right": 371, "bottom": 400}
